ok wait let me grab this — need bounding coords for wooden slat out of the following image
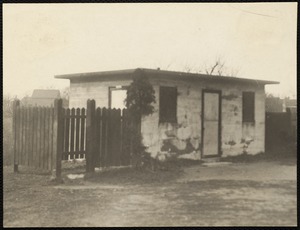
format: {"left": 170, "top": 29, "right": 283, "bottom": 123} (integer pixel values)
{"left": 28, "top": 107, "right": 33, "bottom": 167}
{"left": 48, "top": 107, "right": 54, "bottom": 170}
{"left": 121, "top": 109, "right": 129, "bottom": 166}
{"left": 43, "top": 107, "right": 48, "bottom": 169}
{"left": 107, "top": 109, "right": 113, "bottom": 167}
{"left": 52, "top": 106, "right": 57, "bottom": 171}
{"left": 12, "top": 101, "right": 17, "bottom": 167}
{"left": 26, "top": 107, "right": 31, "bottom": 167}
{"left": 60, "top": 108, "right": 66, "bottom": 161}
{"left": 80, "top": 108, "right": 85, "bottom": 158}
{"left": 31, "top": 107, "right": 35, "bottom": 167}
{"left": 15, "top": 105, "right": 20, "bottom": 165}
{"left": 41, "top": 107, "right": 46, "bottom": 169}
{"left": 31, "top": 107, "right": 36, "bottom": 168}
{"left": 112, "top": 109, "right": 121, "bottom": 166}
{"left": 99, "top": 107, "right": 103, "bottom": 167}
{"left": 20, "top": 107, "right": 25, "bottom": 165}
{"left": 32, "top": 107, "right": 37, "bottom": 168}
{"left": 19, "top": 107, "right": 22, "bottom": 165}
{"left": 54, "top": 99, "right": 63, "bottom": 179}
{"left": 27, "top": 107, "right": 31, "bottom": 166}
{"left": 70, "top": 108, "right": 75, "bottom": 159}
{"left": 44, "top": 107, "right": 50, "bottom": 170}
{"left": 95, "top": 108, "right": 101, "bottom": 166}
{"left": 38, "top": 107, "right": 42, "bottom": 169}
{"left": 37, "top": 107, "right": 42, "bottom": 168}
{"left": 85, "top": 100, "right": 96, "bottom": 172}
{"left": 18, "top": 106, "right": 22, "bottom": 165}
{"left": 64, "top": 109, "right": 70, "bottom": 160}
{"left": 22, "top": 107, "right": 26, "bottom": 166}
{"left": 40, "top": 107, "right": 45, "bottom": 169}
{"left": 29, "top": 107, "right": 33, "bottom": 167}
{"left": 102, "top": 108, "right": 108, "bottom": 167}
{"left": 23, "top": 107, "right": 28, "bottom": 166}
{"left": 75, "top": 108, "right": 81, "bottom": 158}
{"left": 39, "top": 107, "right": 44, "bottom": 168}
{"left": 61, "top": 109, "right": 67, "bottom": 160}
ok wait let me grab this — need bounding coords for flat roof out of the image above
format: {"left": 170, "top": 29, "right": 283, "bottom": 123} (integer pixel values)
{"left": 55, "top": 68, "right": 279, "bottom": 85}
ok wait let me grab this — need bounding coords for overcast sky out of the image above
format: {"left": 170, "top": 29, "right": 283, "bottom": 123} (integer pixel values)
{"left": 3, "top": 3, "right": 297, "bottom": 99}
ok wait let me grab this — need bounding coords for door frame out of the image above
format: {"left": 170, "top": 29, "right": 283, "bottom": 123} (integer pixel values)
{"left": 201, "top": 89, "right": 222, "bottom": 158}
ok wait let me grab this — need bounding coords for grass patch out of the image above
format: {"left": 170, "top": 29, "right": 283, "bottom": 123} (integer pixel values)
{"left": 84, "top": 160, "right": 184, "bottom": 185}
{"left": 60, "top": 157, "right": 201, "bottom": 185}
{"left": 220, "top": 151, "right": 297, "bottom": 165}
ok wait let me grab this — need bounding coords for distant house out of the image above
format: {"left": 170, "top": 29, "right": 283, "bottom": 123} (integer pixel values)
{"left": 56, "top": 68, "right": 279, "bottom": 159}
{"left": 265, "top": 96, "right": 297, "bottom": 112}
{"left": 284, "top": 98, "right": 297, "bottom": 110}
{"left": 21, "top": 89, "right": 68, "bottom": 107}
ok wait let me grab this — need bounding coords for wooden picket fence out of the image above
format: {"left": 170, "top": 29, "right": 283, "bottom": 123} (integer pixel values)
{"left": 12, "top": 99, "right": 139, "bottom": 179}
{"left": 12, "top": 101, "right": 57, "bottom": 172}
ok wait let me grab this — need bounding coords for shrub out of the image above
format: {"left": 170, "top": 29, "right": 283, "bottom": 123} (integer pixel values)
{"left": 124, "top": 69, "right": 156, "bottom": 160}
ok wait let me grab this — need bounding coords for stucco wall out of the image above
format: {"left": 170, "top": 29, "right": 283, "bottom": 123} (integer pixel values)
{"left": 69, "top": 76, "right": 266, "bottom": 158}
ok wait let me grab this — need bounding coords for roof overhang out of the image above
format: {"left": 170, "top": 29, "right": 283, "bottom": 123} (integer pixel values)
{"left": 55, "top": 68, "right": 279, "bottom": 85}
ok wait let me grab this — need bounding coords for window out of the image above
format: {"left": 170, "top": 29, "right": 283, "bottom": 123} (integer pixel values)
{"left": 159, "top": 86, "right": 177, "bottom": 123}
{"left": 242, "top": 91, "right": 255, "bottom": 122}
{"left": 109, "top": 87, "right": 127, "bottom": 109}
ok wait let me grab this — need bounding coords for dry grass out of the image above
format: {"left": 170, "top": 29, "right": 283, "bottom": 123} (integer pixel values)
{"left": 3, "top": 162, "right": 296, "bottom": 227}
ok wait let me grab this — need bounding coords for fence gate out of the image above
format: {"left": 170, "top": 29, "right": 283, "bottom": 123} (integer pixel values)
{"left": 85, "top": 100, "right": 138, "bottom": 172}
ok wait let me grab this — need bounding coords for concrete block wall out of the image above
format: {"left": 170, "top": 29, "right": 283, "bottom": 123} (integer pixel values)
{"left": 69, "top": 79, "right": 132, "bottom": 108}
{"left": 68, "top": 76, "right": 266, "bottom": 158}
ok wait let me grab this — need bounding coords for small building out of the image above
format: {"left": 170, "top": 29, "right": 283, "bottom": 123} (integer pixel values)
{"left": 55, "top": 68, "right": 278, "bottom": 159}
{"left": 21, "top": 89, "right": 68, "bottom": 107}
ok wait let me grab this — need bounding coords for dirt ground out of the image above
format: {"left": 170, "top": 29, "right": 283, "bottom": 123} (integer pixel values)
{"left": 3, "top": 156, "right": 297, "bottom": 227}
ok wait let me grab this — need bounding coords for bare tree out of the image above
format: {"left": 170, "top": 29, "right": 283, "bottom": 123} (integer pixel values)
{"left": 184, "top": 57, "right": 239, "bottom": 77}
{"left": 204, "top": 57, "right": 227, "bottom": 76}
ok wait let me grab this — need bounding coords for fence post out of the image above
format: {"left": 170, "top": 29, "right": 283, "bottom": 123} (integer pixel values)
{"left": 52, "top": 99, "right": 63, "bottom": 182}
{"left": 13, "top": 100, "right": 20, "bottom": 173}
{"left": 86, "top": 99, "right": 96, "bottom": 173}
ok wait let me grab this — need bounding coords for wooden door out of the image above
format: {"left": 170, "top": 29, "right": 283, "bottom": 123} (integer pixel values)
{"left": 202, "top": 90, "right": 221, "bottom": 157}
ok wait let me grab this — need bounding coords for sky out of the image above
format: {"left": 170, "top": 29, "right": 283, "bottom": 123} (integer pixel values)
{"left": 3, "top": 3, "right": 297, "bottom": 99}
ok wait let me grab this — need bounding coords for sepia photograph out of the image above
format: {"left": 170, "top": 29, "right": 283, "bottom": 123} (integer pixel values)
{"left": 3, "top": 2, "right": 297, "bottom": 227}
